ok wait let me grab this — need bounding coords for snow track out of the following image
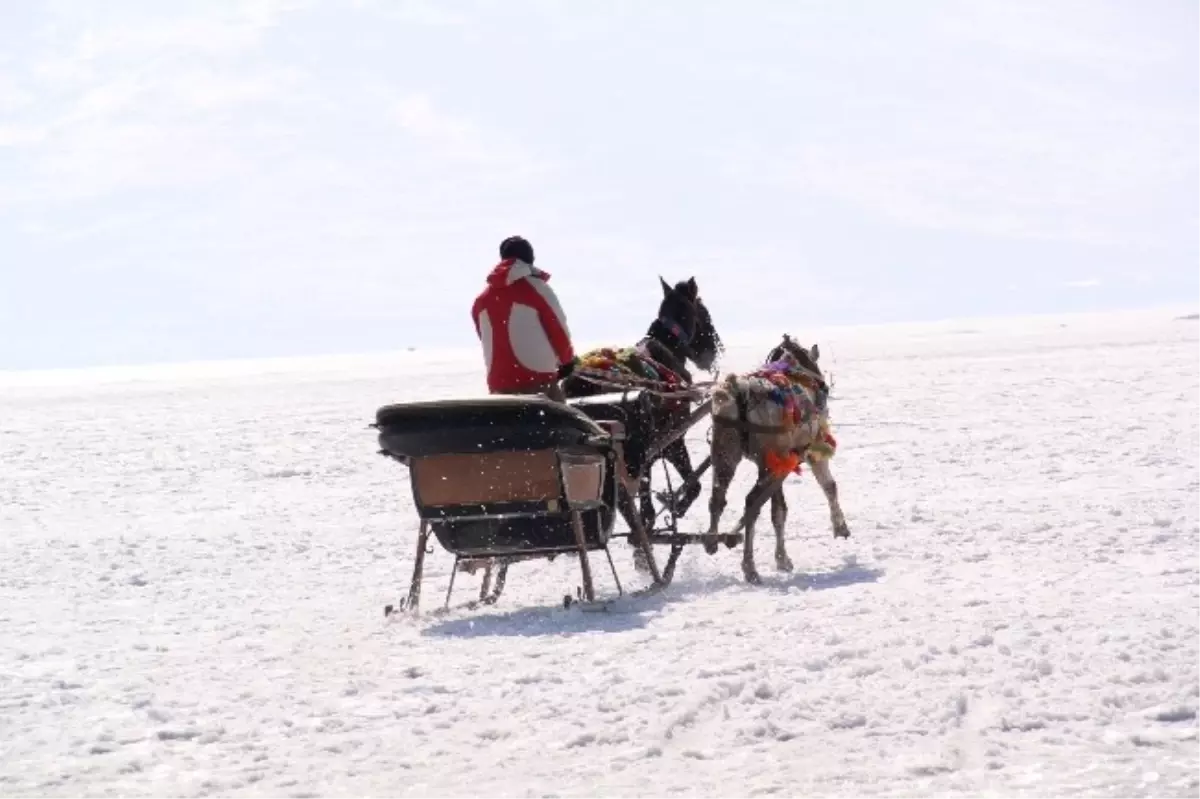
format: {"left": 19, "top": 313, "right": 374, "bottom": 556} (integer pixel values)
{"left": 1, "top": 310, "right": 1196, "bottom": 796}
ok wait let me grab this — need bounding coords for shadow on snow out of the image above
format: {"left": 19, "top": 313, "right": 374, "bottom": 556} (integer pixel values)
{"left": 658, "top": 555, "right": 885, "bottom": 600}
{"left": 418, "top": 556, "right": 884, "bottom": 640}
{"left": 774, "top": 557, "right": 885, "bottom": 594}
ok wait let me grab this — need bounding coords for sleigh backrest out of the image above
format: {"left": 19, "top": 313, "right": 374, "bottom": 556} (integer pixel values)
{"left": 376, "top": 395, "right": 617, "bottom": 521}
{"left": 412, "top": 449, "right": 560, "bottom": 507}
{"left": 410, "top": 447, "right": 607, "bottom": 510}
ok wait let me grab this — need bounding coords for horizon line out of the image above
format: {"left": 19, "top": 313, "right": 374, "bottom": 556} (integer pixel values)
{"left": 2, "top": 302, "right": 1195, "bottom": 384}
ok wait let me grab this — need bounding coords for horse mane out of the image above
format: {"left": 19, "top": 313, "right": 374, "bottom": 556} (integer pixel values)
{"left": 692, "top": 295, "right": 723, "bottom": 356}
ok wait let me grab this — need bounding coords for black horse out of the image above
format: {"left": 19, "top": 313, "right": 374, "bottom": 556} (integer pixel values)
{"left": 562, "top": 276, "right": 723, "bottom": 560}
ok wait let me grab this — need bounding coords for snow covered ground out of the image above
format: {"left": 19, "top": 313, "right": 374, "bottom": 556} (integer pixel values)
{"left": 1, "top": 309, "right": 1197, "bottom": 797}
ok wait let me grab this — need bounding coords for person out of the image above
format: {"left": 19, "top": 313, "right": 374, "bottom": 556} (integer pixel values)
{"left": 471, "top": 235, "right": 578, "bottom": 402}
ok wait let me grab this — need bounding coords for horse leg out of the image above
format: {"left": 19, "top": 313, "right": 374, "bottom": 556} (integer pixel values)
{"left": 638, "top": 474, "right": 656, "bottom": 530}
{"left": 619, "top": 455, "right": 653, "bottom": 573}
{"left": 614, "top": 429, "right": 652, "bottom": 566}
{"left": 808, "top": 456, "right": 850, "bottom": 539}
{"left": 703, "top": 428, "right": 741, "bottom": 555}
{"left": 616, "top": 484, "right": 641, "bottom": 538}
{"left": 617, "top": 426, "right": 655, "bottom": 570}
{"left": 663, "top": 438, "right": 704, "bottom": 518}
{"left": 740, "top": 463, "right": 776, "bottom": 584}
{"left": 772, "top": 485, "right": 793, "bottom": 572}
{"left": 626, "top": 472, "right": 656, "bottom": 572}
{"left": 608, "top": 438, "right": 644, "bottom": 549}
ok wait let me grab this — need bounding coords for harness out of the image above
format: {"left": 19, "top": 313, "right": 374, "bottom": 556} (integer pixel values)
{"left": 651, "top": 291, "right": 723, "bottom": 374}
{"left": 649, "top": 313, "right": 702, "bottom": 367}
{"left": 712, "top": 362, "right": 833, "bottom": 472}
{"left": 733, "top": 389, "right": 753, "bottom": 453}
{"left": 656, "top": 314, "right": 692, "bottom": 347}
{"left": 715, "top": 386, "right": 817, "bottom": 441}
{"left": 637, "top": 331, "right": 693, "bottom": 388}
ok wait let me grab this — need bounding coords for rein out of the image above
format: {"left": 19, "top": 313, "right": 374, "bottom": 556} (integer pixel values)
{"left": 571, "top": 366, "right": 712, "bottom": 400}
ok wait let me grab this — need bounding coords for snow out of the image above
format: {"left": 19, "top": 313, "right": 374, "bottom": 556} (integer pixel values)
{"left": 1, "top": 309, "right": 1197, "bottom": 797}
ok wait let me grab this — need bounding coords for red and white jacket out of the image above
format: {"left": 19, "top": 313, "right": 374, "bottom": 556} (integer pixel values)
{"left": 471, "top": 258, "right": 575, "bottom": 393}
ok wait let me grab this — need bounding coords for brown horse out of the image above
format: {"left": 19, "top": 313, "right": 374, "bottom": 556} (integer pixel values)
{"left": 703, "top": 334, "right": 850, "bottom": 584}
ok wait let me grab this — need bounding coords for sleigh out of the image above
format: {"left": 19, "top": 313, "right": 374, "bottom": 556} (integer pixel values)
{"left": 375, "top": 395, "right": 656, "bottom": 613}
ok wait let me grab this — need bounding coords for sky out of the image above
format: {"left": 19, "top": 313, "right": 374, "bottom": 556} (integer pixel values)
{"left": 0, "top": 0, "right": 1196, "bottom": 370}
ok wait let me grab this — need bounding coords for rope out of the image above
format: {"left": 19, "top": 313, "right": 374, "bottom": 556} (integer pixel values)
{"left": 571, "top": 366, "right": 713, "bottom": 400}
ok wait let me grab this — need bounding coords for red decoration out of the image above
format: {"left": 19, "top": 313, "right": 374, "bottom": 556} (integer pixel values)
{"left": 764, "top": 449, "right": 803, "bottom": 479}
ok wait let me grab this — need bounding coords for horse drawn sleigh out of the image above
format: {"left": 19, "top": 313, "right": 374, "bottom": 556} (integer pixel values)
{"left": 374, "top": 278, "right": 849, "bottom": 616}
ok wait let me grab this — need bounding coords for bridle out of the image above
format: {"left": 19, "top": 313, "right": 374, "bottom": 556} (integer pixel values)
{"left": 656, "top": 301, "right": 718, "bottom": 371}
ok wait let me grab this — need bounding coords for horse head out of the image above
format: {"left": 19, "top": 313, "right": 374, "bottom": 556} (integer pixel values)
{"left": 766, "top": 334, "right": 829, "bottom": 412}
{"left": 653, "top": 276, "right": 724, "bottom": 374}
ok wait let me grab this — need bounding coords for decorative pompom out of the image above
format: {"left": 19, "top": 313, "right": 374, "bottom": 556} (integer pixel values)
{"left": 765, "top": 449, "right": 803, "bottom": 479}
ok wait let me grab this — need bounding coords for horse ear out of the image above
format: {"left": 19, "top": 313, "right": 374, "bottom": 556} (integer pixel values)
{"left": 811, "top": 343, "right": 820, "bottom": 362}
{"left": 685, "top": 277, "right": 698, "bottom": 299}
{"left": 659, "top": 276, "right": 672, "bottom": 298}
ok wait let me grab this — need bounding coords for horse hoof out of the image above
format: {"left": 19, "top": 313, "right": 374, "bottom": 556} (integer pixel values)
{"left": 776, "top": 557, "right": 794, "bottom": 573}
{"left": 702, "top": 539, "right": 719, "bottom": 556}
{"left": 743, "top": 570, "right": 762, "bottom": 585}
{"left": 834, "top": 525, "right": 851, "bottom": 539}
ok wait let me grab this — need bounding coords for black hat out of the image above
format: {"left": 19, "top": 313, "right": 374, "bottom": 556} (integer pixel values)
{"left": 499, "top": 235, "right": 534, "bottom": 264}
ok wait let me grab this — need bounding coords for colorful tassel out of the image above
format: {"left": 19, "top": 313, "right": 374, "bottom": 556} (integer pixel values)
{"left": 765, "top": 449, "right": 803, "bottom": 479}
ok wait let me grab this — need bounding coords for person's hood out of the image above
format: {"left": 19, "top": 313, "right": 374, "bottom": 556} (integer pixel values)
{"left": 487, "top": 258, "right": 551, "bottom": 287}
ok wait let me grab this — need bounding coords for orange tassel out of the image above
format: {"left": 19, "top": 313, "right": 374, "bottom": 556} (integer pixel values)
{"left": 764, "top": 449, "right": 803, "bottom": 479}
